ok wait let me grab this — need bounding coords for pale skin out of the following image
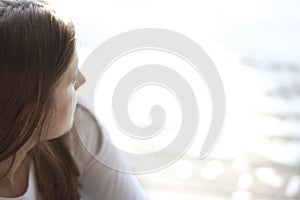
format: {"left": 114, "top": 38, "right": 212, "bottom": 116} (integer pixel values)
{"left": 0, "top": 51, "right": 86, "bottom": 197}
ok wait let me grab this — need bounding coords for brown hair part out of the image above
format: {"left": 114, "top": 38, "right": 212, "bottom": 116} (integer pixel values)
{"left": 0, "top": 0, "right": 80, "bottom": 199}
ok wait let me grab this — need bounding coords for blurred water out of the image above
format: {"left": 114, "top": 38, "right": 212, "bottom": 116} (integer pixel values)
{"left": 49, "top": 0, "right": 300, "bottom": 199}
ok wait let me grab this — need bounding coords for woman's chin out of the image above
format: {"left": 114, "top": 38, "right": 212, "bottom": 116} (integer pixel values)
{"left": 64, "top": 115, "right": 75, "bottom": 133}
{"left": 45, "top": 116, "right": 75, "bottom": 140}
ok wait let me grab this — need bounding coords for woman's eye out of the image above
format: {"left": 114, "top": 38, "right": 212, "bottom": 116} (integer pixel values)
{"left": 72, "top": 70, "right": 79, "bottom": 85}
{"left": 72, "top": 77, "right": 78, "bottom": 85}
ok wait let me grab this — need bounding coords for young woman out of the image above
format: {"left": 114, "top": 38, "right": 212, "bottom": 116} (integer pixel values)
{"left": 0, "top": 0, "right": 149, "bottom": 199}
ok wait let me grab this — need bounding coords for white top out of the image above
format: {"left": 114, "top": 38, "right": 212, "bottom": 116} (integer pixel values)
{"left": 0, "top": 98, "right": 150, "bottom": 200}
{"left": 0, "top": 163, "right": 40, "bottom": 200}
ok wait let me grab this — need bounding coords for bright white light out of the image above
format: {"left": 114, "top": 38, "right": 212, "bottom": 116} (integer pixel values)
{"left": 175, "top": 160, "right": 194, "bottom": 180}
{"left": 231, "top": 191, "right": 252, "bottom": 200}
{"left": 232, "top": 159, "right": 250, "bottom": 172}
{"left": 254, "top": 167, "right": 284, "bottom": 188}
{"left": 286, "top": 175, "right": 300, "bottom": 197}
{"left": 200, "top": 160, "right": 224, "bottom": 180}
{"left": 238, "top": 173, "right": 253, "bottom": 190}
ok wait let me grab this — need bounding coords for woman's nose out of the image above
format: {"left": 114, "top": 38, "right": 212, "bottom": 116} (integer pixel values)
{"left": 75, "top": 71, "right": 86, "bottom": 90}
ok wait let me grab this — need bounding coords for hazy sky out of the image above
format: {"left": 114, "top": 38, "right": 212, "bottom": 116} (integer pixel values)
{"left": 49, "top": 0, "right": 300, "bottom": 64}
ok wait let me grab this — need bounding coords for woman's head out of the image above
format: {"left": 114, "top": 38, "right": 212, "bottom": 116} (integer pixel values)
{"left": 0, "top": 1, "right": 85, "bottom": 198}
{"left": 0, "top": 0, "right": 85, "bottom": 162}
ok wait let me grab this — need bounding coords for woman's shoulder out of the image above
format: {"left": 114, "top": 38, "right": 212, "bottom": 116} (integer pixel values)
{"left": 63, "top": 96, "right": 103, "bottom": 174}
{"left": 63, "top": 97, "right": 151, "bottom": 200}
{"left": 74, "top": 96, "right": 103, "bottom": 151}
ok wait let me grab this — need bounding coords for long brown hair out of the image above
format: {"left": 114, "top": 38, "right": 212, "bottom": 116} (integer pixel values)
{"left": 0, "top": 0, "right": 80, "bottom": 199}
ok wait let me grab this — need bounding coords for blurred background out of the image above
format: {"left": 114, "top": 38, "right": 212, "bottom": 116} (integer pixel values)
{"left": 50, "top": 0, "right": 300, "bottom": 199}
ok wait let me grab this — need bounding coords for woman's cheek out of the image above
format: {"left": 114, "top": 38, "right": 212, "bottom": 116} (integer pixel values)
{"left": 70, "top": 85, "right": 77, "bottom": 114}
{"left": 65, "top": 85, "right": 76, "bottom": 128}
{"left": 43, "top": 85, "right": 76, "bottom": 140}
